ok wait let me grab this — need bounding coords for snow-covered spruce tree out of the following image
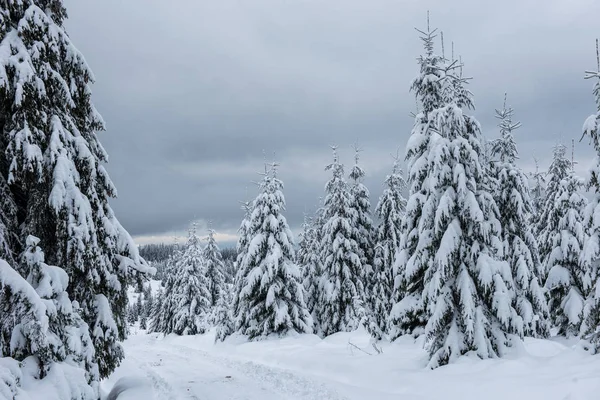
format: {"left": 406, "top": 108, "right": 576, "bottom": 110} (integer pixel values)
{"left": 0, "top": 1, "right": 153, "bottom": 378}
{"left": 231, "top": 200, "right": 253, "bottom": 333}
{"left": 489, "top": 96, "right": 549, "bottom": 338}
{"left": 530, "top": 158, "right": 546, "bottom": 223}
{"left": 1, "top": 235, "right": 98, "bottom": 399}
{"left": 0, "top": 175, "right": 17, "bottom": 266}
{"left": 539, "top": 145, "right": 588, "bottom": 337}
{"left": 315, "top": 148, "right": 366, "bottom": 337}
{"left": 367, "top": 156, "right": 406, "bottom": 339}
{"left": 234, "top": 164, "right": 311, "bottom": 339}
{"left": 348, "top": 148, "right": 375, "bottom": 293}
{"left": 215, "top": 283, "right": 235, "bottom": 342}
{"left": 538, "top": 144, "right": 582, "bottom": 267}
{"left": 388, "top": 24, "right": 449, "bottom": 340}
{"left": 139, "top": 314, "right": 147, "bottom": 330}
{"left": 149, "top": 238, "right": 181, "bottom": 334}
{"left": 143, "top": 283, "right": 152, "bottom": 303}
{"left": 390, "top": 27, "right": 523, "bottom": 368}
{"left": 299, "top": 208, "right": 324, "bottom": 325}
{"left": 297, "top": 214, "right": 313, "bottom": 273}
{"left": 204, "top": 227, "right": 225, "bottom": 308}
{"left": 127, "top": 305, "right": 136, "bottom": 325}
{"left": 135, "top": 293, "right": 143, "bottom": 319}
{"left": 148, "top": 287, "right": 164, "bottom": 333}
{"left": 169, "top": 225, "right": 211, "bottom": 335}
{"left": 144, "top": 285, "right": 154, "bottom": 319}
{"left": 580, "top": 50, "right": 600, "bottom": 350}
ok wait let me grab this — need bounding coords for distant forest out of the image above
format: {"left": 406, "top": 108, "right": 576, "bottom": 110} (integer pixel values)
{"left": 139, "top": 243, "right": 237, "bottom": 282}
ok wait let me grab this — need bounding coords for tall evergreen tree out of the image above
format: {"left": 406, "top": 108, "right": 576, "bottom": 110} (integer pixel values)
{"left": 348, "top": 147, "right": 375, "bottom": 287}
{"left": 315, "top": 148, "right": 366, "bottom": 337}
{"left": 489, "top": 96, "right": 549, "bottom": 338}
{"left": 0, "top": 175, "right": 17, "bottom": 266}
{"left": 530, "top": 158, "right": 546, "bottom": 223}
{"left": 170, "top": 225, "right": 211, "bottom": 335}
{"left": 231, "top": 200, "right": 253, "bottom": 332}
{"left": 367, "top": 155, "right": 406, "bottom": 339}
{"left": 540, "top": 145, "right": 589, "bottom": 337}
{"left": 214, "top": 283, "right": 235, "bottom": 342}
{"left": 300, "top": 204, "right": 324, "bottom": 325}
{"left": 139, "top": 314, "right": 147, "bottom": 330}
{"left": 538, "top": 144, "right": 581, "bottom": 267}
{"left": 234, "top": 164, "right": 311, "bottom": 339}
{"left": 144, "top": 284, "right": 154, "bottom": 320}
{"left": 0, "top": 0, "right": 153, "bottom": 378}
{"left": 348, "top": 147, "right": 376, "bottom": 335}
{"left": 297, "top": 214, "right": 313, "bottom": 273}
{"left": 390, "top": 25, "right": 523, "bottom": 368}
{"left": 389, "top": 23, "right": 449, "bottom": 340}
{"left": 148, "top": 287, "right": 164, "bottom": 333}
{"left": 127, "top": 305, "right": 137, "bottom": 326}
{"left": 204, "top": 227, "right": 225, "bottom": 308}
{"left": 580, "top": 47, "right": 600, "bottom": 350}
{"left": 149, "top": 238, "right": 181, "bottom": 334}
{"left": 1, "top": 235, "right": 98, "bottom": 399}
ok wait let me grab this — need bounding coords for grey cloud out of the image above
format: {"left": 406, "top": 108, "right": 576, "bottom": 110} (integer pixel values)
{"left": 63, "top": 0, "right": 600, "bottom": 242}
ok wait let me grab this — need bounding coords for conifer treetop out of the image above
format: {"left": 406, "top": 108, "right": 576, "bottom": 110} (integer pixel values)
{"left": 491, "top": 94, "right": 521, "bottom": 163}
{"left": 583, "top": 39, "right": 600, "bottom": 154}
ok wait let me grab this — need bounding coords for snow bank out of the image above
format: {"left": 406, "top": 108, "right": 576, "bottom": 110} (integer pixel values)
{"left": 105, "top": 377, "right": 153, "bottom": 400}
{"left": 105, "top": 328, "right": 600, "bottom": 400}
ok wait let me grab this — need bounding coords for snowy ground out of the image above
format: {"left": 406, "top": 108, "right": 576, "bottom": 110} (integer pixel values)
{"left": 102, "top": 327, "right": 600, "bottom": 400}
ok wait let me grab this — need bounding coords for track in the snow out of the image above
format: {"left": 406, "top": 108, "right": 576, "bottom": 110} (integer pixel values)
{"left": 126, "top": 337, "right": 347, "bottom": 400}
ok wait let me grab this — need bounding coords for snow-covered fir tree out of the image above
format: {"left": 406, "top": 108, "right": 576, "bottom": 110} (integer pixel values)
{"left": 204, "top": 227, "right": 226, "bottom": 308}
{"left": 388, "top": 24, "right": 449, "bottom": 340}
{"left": 139, "top": 312, "right": 147, "bottom": 330}
{"left": 148, "top": 287, "right": 164, "bottom": 333}
{"left": 215, "top": 284, "right": 235, "bottom": 342}
{"left": 170, "top": 225, "right": 212, "bottom": 335}
{"left": 489, "top": 96, "right": 549, "bottom": 338}
{"left": 315, "top": 148, "right": 366, "bottom": 337}
{"left": 1, "top": 235, "right": 98, "bottom": 399}
{"left": 231, "top": 200, "right": 253, "bottom": 332}
{"left": 539, "top": 144, "right": 589, "bottom": 337}
{"left": 530, "top": 158, "right": 546, "bottom": 223}
{"left": 221, "top": 248, "right": 237, "bottom": 284}
{"left": 233, "top": 164, "right": 311, "bottom": 339}
{"left": 0, "top": 174, "right": 17, "bottom": 267}
{"left": 143, "top": 283, "right": 152, "bottom": 302}
{"left": 144, "top": 284, "right": 154, "bottom": 321}
{"left": 299, "top": 206, "right": 324, "bottom": 323}
{"left": 149, "top": 239, "right": 181, "bottom": 334}
{"left": 367, "top": 155, "right": 406, "bottom": 339}
{"left": 0, "top": 0, "right": 153, "bottom": 378}
{"left": 389, "top": 25, "right": 524, "bottom": 367}
{"left": 127, "top": 305, "right": 137, "bottom": 326}
{"left": 135, "top": 294, "right": 143, "bottom": 320}
{"left": 297, "top": 214, "right": 314, "bottom": 273}
{"left": 348, "top": 147, "right": 375, "bottom": 296}
{"left": 580, "top": 51, "right": 600, "bottom": 350}
{"left": 538, "top": 144, "right": 582, "bottom": 267}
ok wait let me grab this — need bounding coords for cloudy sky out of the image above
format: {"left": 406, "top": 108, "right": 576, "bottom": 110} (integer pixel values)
{"left": 64, "top": 0, "right": 600, "bottom": 247}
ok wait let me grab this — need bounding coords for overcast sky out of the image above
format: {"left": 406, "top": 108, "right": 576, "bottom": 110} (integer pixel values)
{"left": 63, "top": 0, "right": 600, "bottom": 247}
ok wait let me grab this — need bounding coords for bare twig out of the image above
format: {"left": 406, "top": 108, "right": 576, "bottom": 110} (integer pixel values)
{"left": 348, "top": 341, "right": 373, "bottom": 356}
{"left": 371, "top": 342, "right": 383, "bottom": 354}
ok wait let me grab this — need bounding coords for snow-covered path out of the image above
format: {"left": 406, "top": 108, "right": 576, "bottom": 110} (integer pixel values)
{"left": 105, "top": 333, "right": 346, "bottom": 400}
{"left": 103, "top": 329, "right": 600, "bottom": 400}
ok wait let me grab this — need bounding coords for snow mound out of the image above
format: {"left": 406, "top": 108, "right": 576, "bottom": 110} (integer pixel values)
{"left": 105, "top": 377, "right": 153, "bottom": 400}
{"left": 104, "top": 328, "right": 600, "bottom": 400}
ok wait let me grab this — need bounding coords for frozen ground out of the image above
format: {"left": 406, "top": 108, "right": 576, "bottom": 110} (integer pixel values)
{"left": 101, "top": 327, "right": 600, "bottom": 400}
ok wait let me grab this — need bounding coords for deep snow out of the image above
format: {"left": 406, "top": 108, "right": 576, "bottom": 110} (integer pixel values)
{"left": 102, "top": 326, "right": 600, "bottom": 400}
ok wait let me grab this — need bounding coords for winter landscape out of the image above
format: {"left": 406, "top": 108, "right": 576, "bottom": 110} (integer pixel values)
{"left": 2, "top": 1, "right": 600, "bottom": 400}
